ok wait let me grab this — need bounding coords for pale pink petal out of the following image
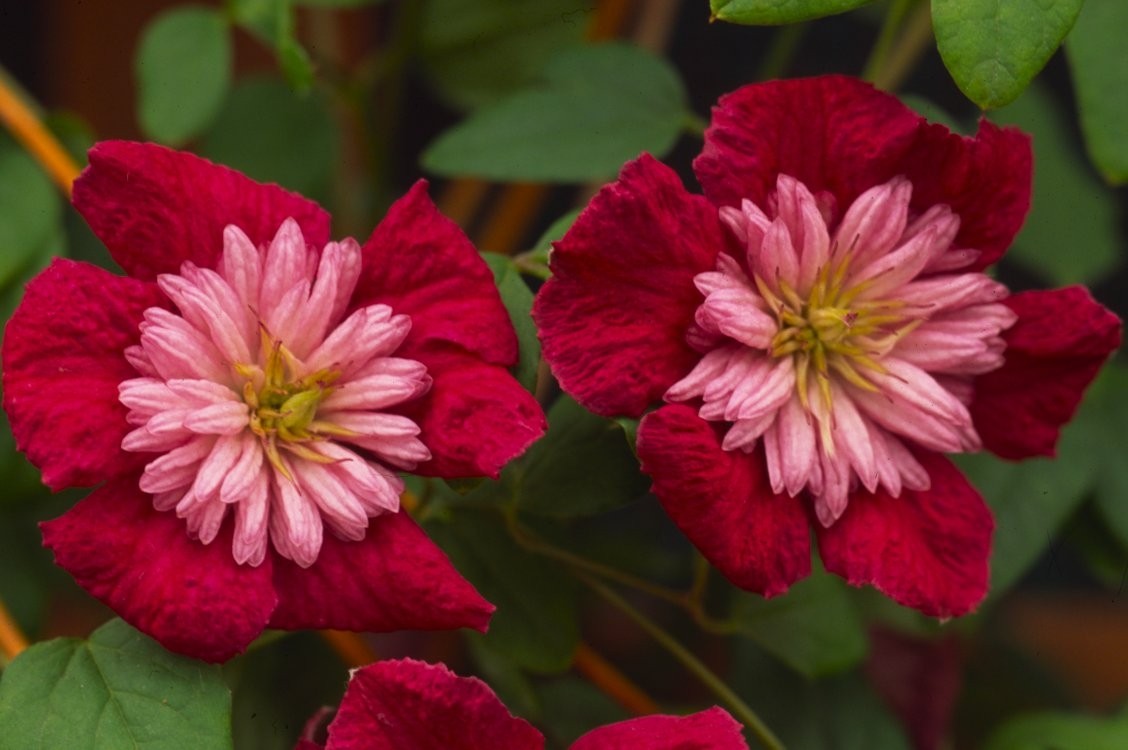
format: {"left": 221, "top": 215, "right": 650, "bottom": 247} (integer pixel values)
{"left": 320, "top": 371, "right": 431, "bottom": 412}
{"left": 232, "top": 468, "right": 270, "bottom": 566}
{"left": 270, "top": 471, "right": 324, "bottom": 568}
{"left": 774, "top": 174, "right": 830, "bottom": 293}
{"left": 292, "top": 460, "right": 370, "bottom": 541}
{"left": 221, "top": 225, "right": 263, "bottom": 316}
{"left": 139, "top": 437, "right": 214, "bottom": 494}
{"left": 833, "top": 176, "right": 912, "bottom": 269}
{"left": 260, "top": 218, "right": 314, "bottom": 321}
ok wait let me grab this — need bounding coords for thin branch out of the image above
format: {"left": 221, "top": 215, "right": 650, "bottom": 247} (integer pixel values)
{"left": 582, "top": 575, "right": 786, "bottom": 750}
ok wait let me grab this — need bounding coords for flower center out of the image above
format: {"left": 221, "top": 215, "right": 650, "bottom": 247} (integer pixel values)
{"left": 758, "top": 259, "right": 913, "bottom": 422}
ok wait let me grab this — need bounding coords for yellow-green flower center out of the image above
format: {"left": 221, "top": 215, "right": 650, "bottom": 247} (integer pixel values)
{"left": 238, "top": 331, "right": 344, "bottom": 477}
{"left": 756, "top": 257, "right": 914, "bottom": 414}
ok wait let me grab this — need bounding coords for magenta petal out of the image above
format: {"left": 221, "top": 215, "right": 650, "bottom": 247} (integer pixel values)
{"left": 817, "top": 451, "right": 993, "bottom": 617}
{"left": 534, "top": 155, "right": 726, "bottom": 418}
{"left": 570, "top": 707, "right": 749, "bottom": 750}
{"left": 268, "top": 511, "right": 494, "bottom": 633}
{"left": 636, "top": 404, "right": 810, "bottom": 596}
{"left": 694, "top": 77, "right": 1031, "bottom": 269}
{"left": 2, "top": 259, "right": 166, "bottom": 489}
{"left": 324, "top": 659, "right": 544, "bottom": 750}
{"left": 695, "top": 76, "right": 920, "bottom": 212}
{"left": 356, "top": 181, "right": 516, "bottom": 366}
{"left": 897, "top": 119, "right": 1031, "bottom": 269}
{"left": 41, "top": 475, "right": 277, "bottom": 662}
{"left": 971, "top": 287, "right": 1121, "bottom": 460}
{"left": 401, "top": 349, "right": 546, "bottom": 479}
{"left": 72, "top": 141, "right": 331, "bottom": 280}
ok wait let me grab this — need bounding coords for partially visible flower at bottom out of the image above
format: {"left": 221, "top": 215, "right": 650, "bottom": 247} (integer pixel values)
{"left": 2, "top": 141, "right": 547, "bottom": 662}
{"left": 295, "top": 658, "right": 749, "bottom": 750}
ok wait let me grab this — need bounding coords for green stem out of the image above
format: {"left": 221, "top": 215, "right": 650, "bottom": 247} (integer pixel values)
{"left": 756, "top": 23, "right": 807, "bottom": 82}
{"left": 505, "top": 513, "right": 689, "bottom": 606}
{"left": 368, "top": 0, "right": 425, "bottom": 212}
{"left": 861, "top": 0, "right": 916, "bottom": 85}
{"left": 583, "top": 575, "right": 786, "bottom": 750}
{"left": 682, "top": 111, "right": 708, "bottom": 138}
{"left": 871, "top": 0, "right": 934, "bottom": 91}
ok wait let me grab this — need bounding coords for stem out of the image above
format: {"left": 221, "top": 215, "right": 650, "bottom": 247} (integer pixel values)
{"left": 861, "top": 0, "right": 915, "bottom": 85}
{"left": 756, "top": 23, "right": 807, "bottom": 82}
{"left": 0, "top": 67, "right": 80, "bottom": 196}
{"left": 506, "top": 513, "right": 689, "bottom": 606}
{"left": 583, "top": 575, "right": 786, "bottom": 750}
{"left": 367, "top": 0, "right": 423, "bottom": 212}
{"left": 573, "top": 642, "right": 662, "bottom": 715}
{"left": 872, "top": 0, "right": 934, "bottom": 91}
{"left": 0, "top": 597, "right": 30, "bottom": 663}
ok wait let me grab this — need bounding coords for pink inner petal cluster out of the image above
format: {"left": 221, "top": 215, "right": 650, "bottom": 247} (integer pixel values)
{"left": 666, "top": 175, "right": 1016, "bottom": 526}
{"left": 119, "top": 218, "right": 432, "bottom": 568}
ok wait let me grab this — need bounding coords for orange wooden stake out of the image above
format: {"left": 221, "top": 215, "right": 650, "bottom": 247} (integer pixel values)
{"left": 320, "top": 630, "right": 379, "bottom": 669}
{"left": 0, "top": 597, "right": 30, "bottom": 662}
{"left": 0, "top": 73, "right": 81, "bottom": 196}
{"left": 573, "top": 641, "right": 662, "bottom": 716}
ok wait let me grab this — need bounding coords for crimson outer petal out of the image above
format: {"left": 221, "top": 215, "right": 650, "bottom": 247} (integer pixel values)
{"left": 694, "top": 76, "right": 1031, "bottom": 269}
{"left": 971, "top": 287, "right": 1122, "bottom": 460}
{"left": 356, "top": 180, "right": 516, "bottom": 366}
{"left": 2, "top": 259, "right": 167, "bottom": 490}
{"left": 71, "top": 141, "right": 331, "bottom": 280}
{"left": 41, "top": 475, "right": 278, "bottom": 662}
{"left": 323, "top": 659, "right": 544, "bottom": 750}
{"left": 397, "top": 349, "right": 545, "bottom": 479}
{"left": 570, "top": 707, "right": 749, "bottom": 750}
{"left": 816, "top": 451, "right": 993, "bottom": 617}
{"left": 636, "top": 405, "right": 810, "bottom": 597}
{"left": 268, "top": 511, "right": 494, "bottom": 633}
{"left": 533, "top": 155, "right": 728, "bottom": 418}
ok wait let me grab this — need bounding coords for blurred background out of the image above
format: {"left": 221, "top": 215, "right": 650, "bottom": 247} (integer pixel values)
{"left": 1, "top": 2, "right": 1127, "bottom": 749}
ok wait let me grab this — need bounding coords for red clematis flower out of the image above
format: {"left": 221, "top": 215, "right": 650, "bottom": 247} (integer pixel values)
{"left": 2, "top": 141, "right": 546, "bottom": 662}
{"left": 295, "top": 657, "right": 749, "bottom": 749}
{"left": 533, "top": 76, "right": 1121, "bottom": 617}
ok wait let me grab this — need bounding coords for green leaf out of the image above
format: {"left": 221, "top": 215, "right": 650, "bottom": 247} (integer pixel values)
{"left": 295, "top": 0, "right": 385, "bottom": 5}
{"left": 516, "top": 396, "right": 649, "bottom": 519}
{"left": 135, "top": 6, "right": 231, "bottom": 145}
{"left": 226, "top": 632, "right": 346, "bottom": 750}
{"left": 536, "top": 677, "right": 629, "bottom": 748}
{"left": 0, "top": 619, "right": 232, "bottom": 750}
{"left": 990, "top": 85, "right": 1122, "bottom": 285}
{"left": 482, "top": 252, "right": 540, "bottom": 392}
{"left": 420, "top": 0, "right": 589, "bottom": 111}
{"left": 200, "top": 77, "right": 337, "bottom": 200}
{"left": 730, "top": 570, "right": 866, "bottom": 678}
{"left": 932, "top": 0, "right": 1084, "bottom": 109}
{"left": 0, "top": 139, "right": 62, "bottom": 291}
{"left": 465, "top": 633, "right": 542, "bottom": 721}
{"left": 422, "top": 43, "right": 689, "bottom": 182}
{"left": 1067, "top": 0, "right": 1128, "bottom": 184}
{"left": 426, "top": 510, "right": 580, "bottom": 672}
{"left": 228, "top": 0, "right": 314, "bottom": 90}
{"left": 984, "top": 711, "right": 1128, "bottom": 750}
{"left": 1074, "top": 365, "right": 1128, "bottom": 549}
{"left": 732, "top": 642, "right": 910, "bottom": 750}
{"left": 954, "top": 406, "right": 1100, "bottom": 598}
{"left": 710, "top": 0, "right": 875, "bottom": 25}
{"left": 529, "top": 208, "right": 582, "bottom": 260}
